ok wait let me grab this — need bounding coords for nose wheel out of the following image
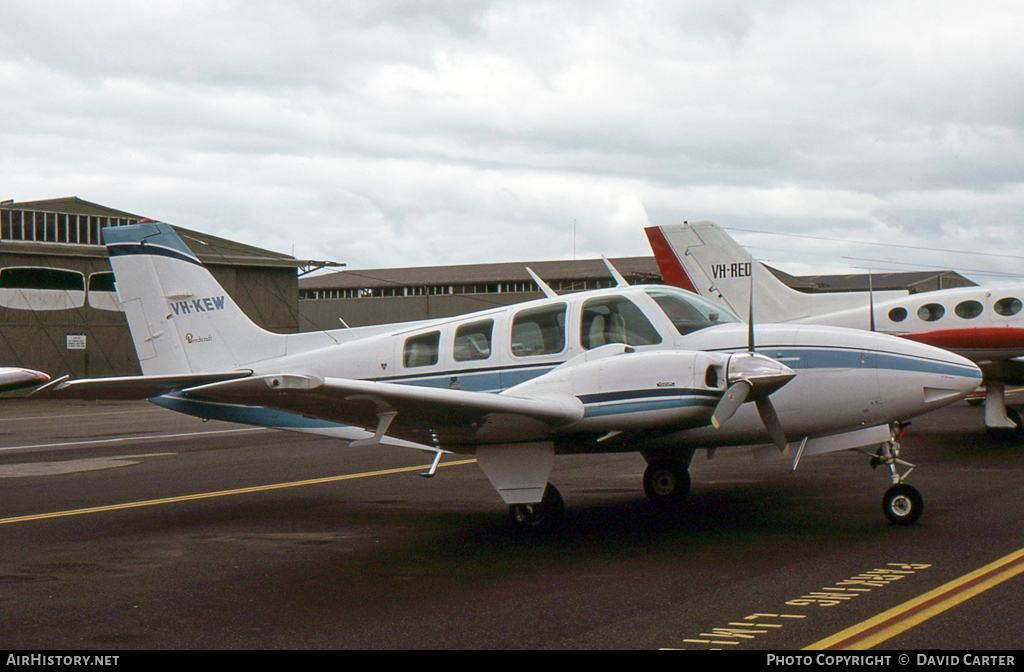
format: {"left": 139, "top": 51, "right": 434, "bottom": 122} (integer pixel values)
{"left": 859, "top": 425, "right": 923, "bottom": 525}
{"left": 882, "top": 483, "right": 923, "bottom": 525}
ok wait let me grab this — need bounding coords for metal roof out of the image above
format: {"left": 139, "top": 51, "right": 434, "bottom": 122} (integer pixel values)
{"left": 1, "top": 196, "right": 144, "bottom": 220}
{"left": 795, "top": 270, "right": 976, "bottom": 292}
{"left": 172, "top": 227, "right": 299, "bottom": 269}
{"left": 1, "top": 196, "right": 302, "bottom": 269}
{"left": 299, "top": 256, "right": 662, "bottom": 290}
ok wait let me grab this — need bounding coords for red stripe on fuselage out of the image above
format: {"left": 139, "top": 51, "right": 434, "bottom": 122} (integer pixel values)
{"left": 899, "top": 327, "right": 1024, "bottom": 352}
{"left": 644, "top": 226, "right": 698, "bottom": 293}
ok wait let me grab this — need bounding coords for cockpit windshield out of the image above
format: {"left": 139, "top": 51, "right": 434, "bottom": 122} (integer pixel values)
{"left": 645, "top": 286, "right": 741, "bottom": 335}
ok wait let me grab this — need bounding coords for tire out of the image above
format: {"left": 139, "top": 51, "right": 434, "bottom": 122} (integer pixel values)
{"left": 643, "top": 461, "right": 691, "bottom": 508}
{"left": 883, "top": 483, "right": 924, "bottom": 525}
{"left": 508, "top": 484, "right": 565, "bottom": 533}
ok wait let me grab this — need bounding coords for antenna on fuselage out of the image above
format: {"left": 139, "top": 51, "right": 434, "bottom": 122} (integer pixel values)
{"left": 868, "top": 271, "right": 877, "bottom": 332}
{"left": 747, "top": 274, "right": 755, "bottom": 352}
{"left": 602, "top": 256, "right": 629, "bottom": 288}
{"left": 525, "top": 267, "right": 558, "bottom": 299}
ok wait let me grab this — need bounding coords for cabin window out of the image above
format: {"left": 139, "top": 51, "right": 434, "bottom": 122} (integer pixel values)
{"left": 403, "top": 331, "right": 440, "bottom": 368}
{"left": 645, "top": 286, "right": 740, "bottom": 335}
{"left": 888, "top": 307, "right": 908, "bottom": 322}
{"left": 917, "top": 303, "right": 945, "bottom": 322}
{"left": 454, "top": 319, "right": 493, "bottom": 361}
{"left": 994, "top": 297, "right": 1022, "bottom": 316}
{"left": 511, "top": 304, "right": 566, "bottom": 357}
{"left": 954, "top": 300, "right": 983, "bottom": 319}
{"left": 580, "top": 296, "right": 662, "bottom": 349}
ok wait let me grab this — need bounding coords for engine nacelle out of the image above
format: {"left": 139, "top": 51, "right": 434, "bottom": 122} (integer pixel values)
{"left": 508, "top": 346, "right": 731, "bottom": 432}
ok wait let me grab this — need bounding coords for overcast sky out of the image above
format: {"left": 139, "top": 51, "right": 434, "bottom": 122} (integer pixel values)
{"left": 2, "top": 1, "right": 1023, "bottom": 280}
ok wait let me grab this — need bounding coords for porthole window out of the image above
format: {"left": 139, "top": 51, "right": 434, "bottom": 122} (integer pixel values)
{"left": 917, "top": 303, "right": 945, "bottom": 322}
{"left": 955, "top": 300, "right": 983, "bottom": 319}
{"left": 994, "top": 297, "right": 1023, "bottom": 316}
{"left": 888, "top": 307, "right": 908, "bottom": 322}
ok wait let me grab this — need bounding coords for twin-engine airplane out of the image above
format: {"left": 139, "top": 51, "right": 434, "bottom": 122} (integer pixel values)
{"left": 35, "top": 222, "right": 981, "bottom": 530}
{"left": 647, "top": 221, "right": 1024, "bottom": 437}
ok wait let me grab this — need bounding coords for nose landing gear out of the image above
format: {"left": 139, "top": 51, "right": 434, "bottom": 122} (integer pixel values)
{"left": 859, "top": 423, "right": 923, "bottom": 525}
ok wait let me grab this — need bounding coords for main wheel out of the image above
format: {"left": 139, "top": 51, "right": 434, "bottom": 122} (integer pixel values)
{"left": 883, "top": 483, "right": 924, "bottom": 525}
{"left": 643, "top": 461, "right": 691, "bottom": 508}
{"left": 508, "top": 484, "right": 565, "bottom": 533}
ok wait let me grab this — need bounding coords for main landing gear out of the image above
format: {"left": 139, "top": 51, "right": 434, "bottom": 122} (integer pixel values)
{"left": 508, "top": 484, "right": 565, "bottom": 533}
{"left": 642, "top": 457, "right": 692, "bottom": 508}
{"left": 862, "top": 424, "right": 923, "bottom": 525}
{"left": 507, "top": 454, "right": 693, "bottom": 532}
{"left": 983, "top": 382, "right": 1023, "bottom": 439}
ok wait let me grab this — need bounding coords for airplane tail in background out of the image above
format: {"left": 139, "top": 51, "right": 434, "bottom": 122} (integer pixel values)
{"left": 645, "top": 222, "right": 905, "bottom": 324}
{"left": 103, "top": 222, "right": 288, "bottom": 375}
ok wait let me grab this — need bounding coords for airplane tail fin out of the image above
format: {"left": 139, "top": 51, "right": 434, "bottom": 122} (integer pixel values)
{"left": 645, "top": 221, "right": 901, "bottom": 323}
{"left": 103, "top": 222, "right": 287, "bottom": 375}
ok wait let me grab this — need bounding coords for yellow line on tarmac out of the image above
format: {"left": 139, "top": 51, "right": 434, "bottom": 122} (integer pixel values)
{"left": 0, "top": 458, "right": 478, "bottom": 526}
{"left": 805, "top": 546, "right": 1024, "bottom": 650}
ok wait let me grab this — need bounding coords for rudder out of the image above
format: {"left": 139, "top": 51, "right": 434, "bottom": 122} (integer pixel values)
{"left": 104, "top": 222, "right": 286, "bottom": 375}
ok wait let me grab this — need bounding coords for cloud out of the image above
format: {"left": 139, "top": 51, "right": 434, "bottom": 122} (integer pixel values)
{"left": 2, "top": 1, "right": 1023, "bottom": 278}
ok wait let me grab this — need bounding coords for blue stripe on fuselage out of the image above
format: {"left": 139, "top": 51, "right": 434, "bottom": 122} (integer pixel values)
{"left": 580, "top": 391, "right": 718, "bottom": 418}
{"left": 374, "top": 346, "right": 980, "bottom": 395}
{"left": 150, "top": 346, "right": 979, "bottom": 428}
{"left": 698, "top": 346, "right": 981, "bottom": 379}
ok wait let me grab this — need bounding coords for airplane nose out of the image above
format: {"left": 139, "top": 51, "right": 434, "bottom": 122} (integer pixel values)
{"left": 947, "top": 354, "right": 984, "bottom": 395}
{"left": 912, "top": 346, "right": 983, "bottom": 405}
{"left": 726, "top": 352, "right": 796, "bottom": 399}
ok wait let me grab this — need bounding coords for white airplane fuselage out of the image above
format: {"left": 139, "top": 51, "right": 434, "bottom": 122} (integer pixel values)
{"left": 785, "top": 285, "right": 1024, "bottom": 364}
{"left": 37, "top": 221, "right": 983, "bottom": 526}
{"left": 647, "top": 221, "right": 1024, "bottom": 432}
{"left": 151, "top": 282, "right": 981, "bottom": 454}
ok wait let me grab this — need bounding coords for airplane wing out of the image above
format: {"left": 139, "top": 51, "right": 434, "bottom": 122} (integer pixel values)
{"left": 181, "top": 374, "right": 586, "bottom": 447}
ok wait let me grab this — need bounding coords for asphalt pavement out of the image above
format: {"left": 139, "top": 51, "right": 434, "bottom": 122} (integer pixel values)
{"left": 0, "top": 398, "right": 1021, "bottom": 650}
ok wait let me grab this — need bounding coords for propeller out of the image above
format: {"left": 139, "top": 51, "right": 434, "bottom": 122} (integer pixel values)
{"left": 710, "top": 272, "right": 796, "bottom": 452}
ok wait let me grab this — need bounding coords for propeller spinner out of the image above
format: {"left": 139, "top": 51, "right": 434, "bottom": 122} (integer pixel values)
{"left": 710, "top": 352, "right": 796, "bottom": 449}
{"left": 709, "top": 272, "right": 796, "bottom": 452}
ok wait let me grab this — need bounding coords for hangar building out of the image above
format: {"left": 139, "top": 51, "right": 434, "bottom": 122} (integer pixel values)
{"left": 298, "top": 256, "right": 665, "bottom": 330}
{"left": 297, "top": 257, "right": 973, "bottom": 330}
{"left": 0, "top": 197, "right": 303, "bottom": 379}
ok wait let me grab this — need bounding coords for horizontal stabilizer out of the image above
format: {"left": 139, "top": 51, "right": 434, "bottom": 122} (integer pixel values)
{"left": 32, "top": 371, "right": 253, "bottom": 401}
